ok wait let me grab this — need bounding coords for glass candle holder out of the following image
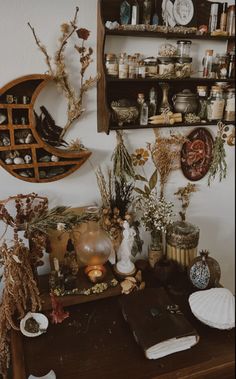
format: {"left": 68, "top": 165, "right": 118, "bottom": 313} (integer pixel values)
{"left": 84, "top": 265, "right": 106, "bottom": 283}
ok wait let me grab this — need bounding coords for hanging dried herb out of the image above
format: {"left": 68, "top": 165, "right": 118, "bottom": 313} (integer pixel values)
{"left": 208, "top": 122, "right": 228, "bottom": 186}
{"left": 111, "top": 131, "right": 135, "bottom": 180}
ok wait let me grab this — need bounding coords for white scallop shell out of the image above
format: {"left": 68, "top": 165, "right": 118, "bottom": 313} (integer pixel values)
{"left": 20, "top": 312, "right": 49, "bottom": 337}
{"left": 28, "top": 370, "right": 56, "bottom": 379}
{"left": 189, "top": 288, "right": 235, "bottom": 330}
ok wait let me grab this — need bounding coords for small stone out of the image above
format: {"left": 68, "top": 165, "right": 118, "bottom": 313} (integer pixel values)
{"left": 13, "top": 157, "right": 25, "bottom": 164}
{"left": 51, "top": 155, "right": 60, "bottom": 162}
{"left": 5, "top": 158, "right": 13, "bottom": 165}
{"left": 39, "top": 156, "right": 51, "bottom": 162}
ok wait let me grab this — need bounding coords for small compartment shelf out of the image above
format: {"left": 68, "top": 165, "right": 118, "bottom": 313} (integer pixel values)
{"left": 0, "top": 74, "right": 92, "bottom": 182}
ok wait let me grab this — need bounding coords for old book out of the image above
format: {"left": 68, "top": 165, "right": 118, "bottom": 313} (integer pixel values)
{"left": 120, "top": 287, "right": 199, "bottom": 359}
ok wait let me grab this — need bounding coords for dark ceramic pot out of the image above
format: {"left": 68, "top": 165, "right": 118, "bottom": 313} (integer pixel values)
{"left": 172, "top": 89, "right": 199, "bottom": 114}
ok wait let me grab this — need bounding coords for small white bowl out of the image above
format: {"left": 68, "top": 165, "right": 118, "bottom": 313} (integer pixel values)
{"left": 28, "top": 370, "right": 56, "bottom": 379}
{"left": 20, "top": 312, "right": 49, "bottom": 337}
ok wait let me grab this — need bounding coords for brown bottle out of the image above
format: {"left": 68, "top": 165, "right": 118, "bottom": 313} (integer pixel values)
{"left": 220, "top": 2, "right": 228, "bottom": 31}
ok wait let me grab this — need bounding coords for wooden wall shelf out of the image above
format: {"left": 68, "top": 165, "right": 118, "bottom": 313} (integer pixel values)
{"left": 0, "top": 74, "right": 91, "bottom": 182}
{"left": 97, "top": 0, "right": 235, "bottom": 134}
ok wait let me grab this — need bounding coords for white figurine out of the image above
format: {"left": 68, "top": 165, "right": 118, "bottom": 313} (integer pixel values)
{"left": 115, "top": 221, "right": 136, "bottom": 276}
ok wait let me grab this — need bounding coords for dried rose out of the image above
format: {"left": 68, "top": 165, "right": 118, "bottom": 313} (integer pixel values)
{"left": 76, "top": 28, "right": 90, "bottom": 40}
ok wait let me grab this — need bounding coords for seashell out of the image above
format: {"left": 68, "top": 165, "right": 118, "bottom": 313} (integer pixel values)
{"left": 189, "top": 288, "right": 235, "bottom": 330}
{"left": 25, "top": 133, "right": 33, "bottom": 144}
{"left": 19, "top": 138, "right": 26, "bottom": 144}
{"left": 20, "top": 312, "right": 49, "bottom": 338}
{"left": 0, "top": 113, "right": 7, "bottom": 124}
{"left": 13, "top": 157, "right": 25, "bottom": 165}
{"left": 51, "top": 155, "right": 60, "bottom": 162}
{"left": 3, "top": 137, "right": 10, "bottom": 146}
{"left": 39, "top": 155, "right": 51, "bottom": 163}
{"left": 19, "top": 171, "right": 30, "bottom": 177}
{"left": 5, "top": 158, "right": 13, "bottom": 165}
{"left": 121, "top": 278, "right": 137, "bottom": 294}
{"left": 24, "top": 154, "right": 32, "bottom": 164}
{"left": 28, "top": 370, "right": 56, "bottom": 379}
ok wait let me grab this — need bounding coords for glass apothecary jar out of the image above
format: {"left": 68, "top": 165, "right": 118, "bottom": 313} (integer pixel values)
{"left": 177, "top": 40, "right": 192, "bottom": 57}
{"left": 158, "top": 57, "right": 176, "bottom": 76}
{"left": 143, "top": 57, "right": 158, "bottom": 77}
{"left": 207, "top": 86, "right": 225, "bottom": 121}
{"left": 175, "top": 57, "right": 192, "bottom": 78}
{"left": 224, "top": 88, "right": 235, "bottom": 122}
{"left": 105, "top": 53, "right": 118, "bottom": 77}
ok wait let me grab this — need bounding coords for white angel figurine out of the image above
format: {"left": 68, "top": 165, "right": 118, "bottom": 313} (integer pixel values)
{"left": 115, "top": 221, "right": 136, "bottom": 275}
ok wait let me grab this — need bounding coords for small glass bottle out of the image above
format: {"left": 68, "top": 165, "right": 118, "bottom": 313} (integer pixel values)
{"left": 137, "top": 93, "right": 145, "bottom": 114}
{"left": 118, "top": 53, "right": 129, "bottom": 79}
{"left": 142, "top": 0, "right": 152, "bottom": 25}
{"left": 220, "top": 2, "right": 228, "bottom": 32}
{"left": 228, "top": 49, "right": 235, "bottom": 79}
{"left": 226, "top": 5, "right": 235, "bottom": 36}
{"left": 209, "top": 3, "right": 219, "bottom": 33}
{"left": 197, "top": 86, "right": 208, "bottom": 121}
{"left": 140, "top": 101, "right": 149, "bottom": 125}
{"left": 131, "top": 0, "right": 139, "bottom": 25}
{"left": 138, "top": 60, "right": 146, "bottom": 78}
{"left": 224, "top": 88, "right": 235, "bottom": 122}
{"left": 148, "top": 87, "right": 157, "bottom": 117}
{"left": 128, "top": 56, "right": 136, "bottom": 78}
{"left": 207, "top": 86, "right": 225, "bottom": 121}
{"left": 105, "top": 53, "right": 118, "bottom": 77}
{"left": 202, "top": 50, "right": 214, "bottom": 78}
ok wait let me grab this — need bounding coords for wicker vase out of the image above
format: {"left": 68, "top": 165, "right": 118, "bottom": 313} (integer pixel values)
{"left": 166, "top": 221, "right": 199, "bottom": 269}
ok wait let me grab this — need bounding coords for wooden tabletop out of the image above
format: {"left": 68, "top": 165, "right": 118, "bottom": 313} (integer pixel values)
{"left": 11, "top": 287, "right": 235, "bottom": 379}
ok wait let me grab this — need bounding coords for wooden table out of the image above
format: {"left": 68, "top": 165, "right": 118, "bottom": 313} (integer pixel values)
{"left": 11, "top": 287, "right": 235, "bottom": 379}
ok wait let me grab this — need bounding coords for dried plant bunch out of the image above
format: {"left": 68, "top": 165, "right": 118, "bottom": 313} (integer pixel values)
{"left": 208, "top": 122, "right": 229, "bottom": 186}
{"left": 28, "top": 7, "right": 99, "bottom": 140}
{"left": 174, "top": 183, "right": 198, "bottom": 222}
{"left": 150, "top": 130, "right": 187, "bottom": 197}
{"left": 111, "top": 131, "right": 135, "bottom": 180}
{"left": 0, "top": 241, "right": 42, "bottom": 378}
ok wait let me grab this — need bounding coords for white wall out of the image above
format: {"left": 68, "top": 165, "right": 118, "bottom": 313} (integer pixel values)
{"left": 0, "top": 0, "right": 235, "bottom": 292}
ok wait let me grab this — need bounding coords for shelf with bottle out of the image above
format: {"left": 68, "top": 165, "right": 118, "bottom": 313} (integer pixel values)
{"left": 109, "top": 119, "right": 234, "bottom": 131}
{"left": 106, "top": 77, "right": 235, "bottom": 83}
{"left": 106, "top": 29, "right": 235, "bottom": 41}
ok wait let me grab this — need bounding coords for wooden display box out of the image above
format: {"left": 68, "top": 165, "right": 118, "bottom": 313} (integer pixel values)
{"left": 38, "top": 262, "right": 121, "bottom": 311}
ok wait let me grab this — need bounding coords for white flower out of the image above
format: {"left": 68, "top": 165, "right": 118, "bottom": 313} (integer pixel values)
{"left": 57, "top": 222, "right": 66, "bottom": 231}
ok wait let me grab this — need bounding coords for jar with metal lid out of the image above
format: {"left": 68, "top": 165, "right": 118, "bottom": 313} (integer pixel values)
{"left": 215, "top": 53, "right": 229, "bottom": 79}
{"left": 177, "top": 40, "right": 192, "bottom": 57}
{"left": 197, "top": 86, "right": 208, "bottom": 121}
{"left": 158, "top": 57, "right": 176, "bottom": 76}
{"left": 207, "top": 86, "right": 225, "bottom": 121}
{"left": 175, "top": 57, "right": 192, "bottom": 78}
{"left": 143, "top": 57, "right": 158, "bottom": 77}
{"left": 105, "top": 53, "right": 118, "bottom": 77}
{"left": 224, "top": 88, "right": 235, "bottom": 122}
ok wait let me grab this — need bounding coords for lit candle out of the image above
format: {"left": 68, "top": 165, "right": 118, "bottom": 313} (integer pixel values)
{"left": 85, "top": 265, "right": 106, "bottom": 283}
{"left": 53, "top": 257, "right": 60, "bottom": 272}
